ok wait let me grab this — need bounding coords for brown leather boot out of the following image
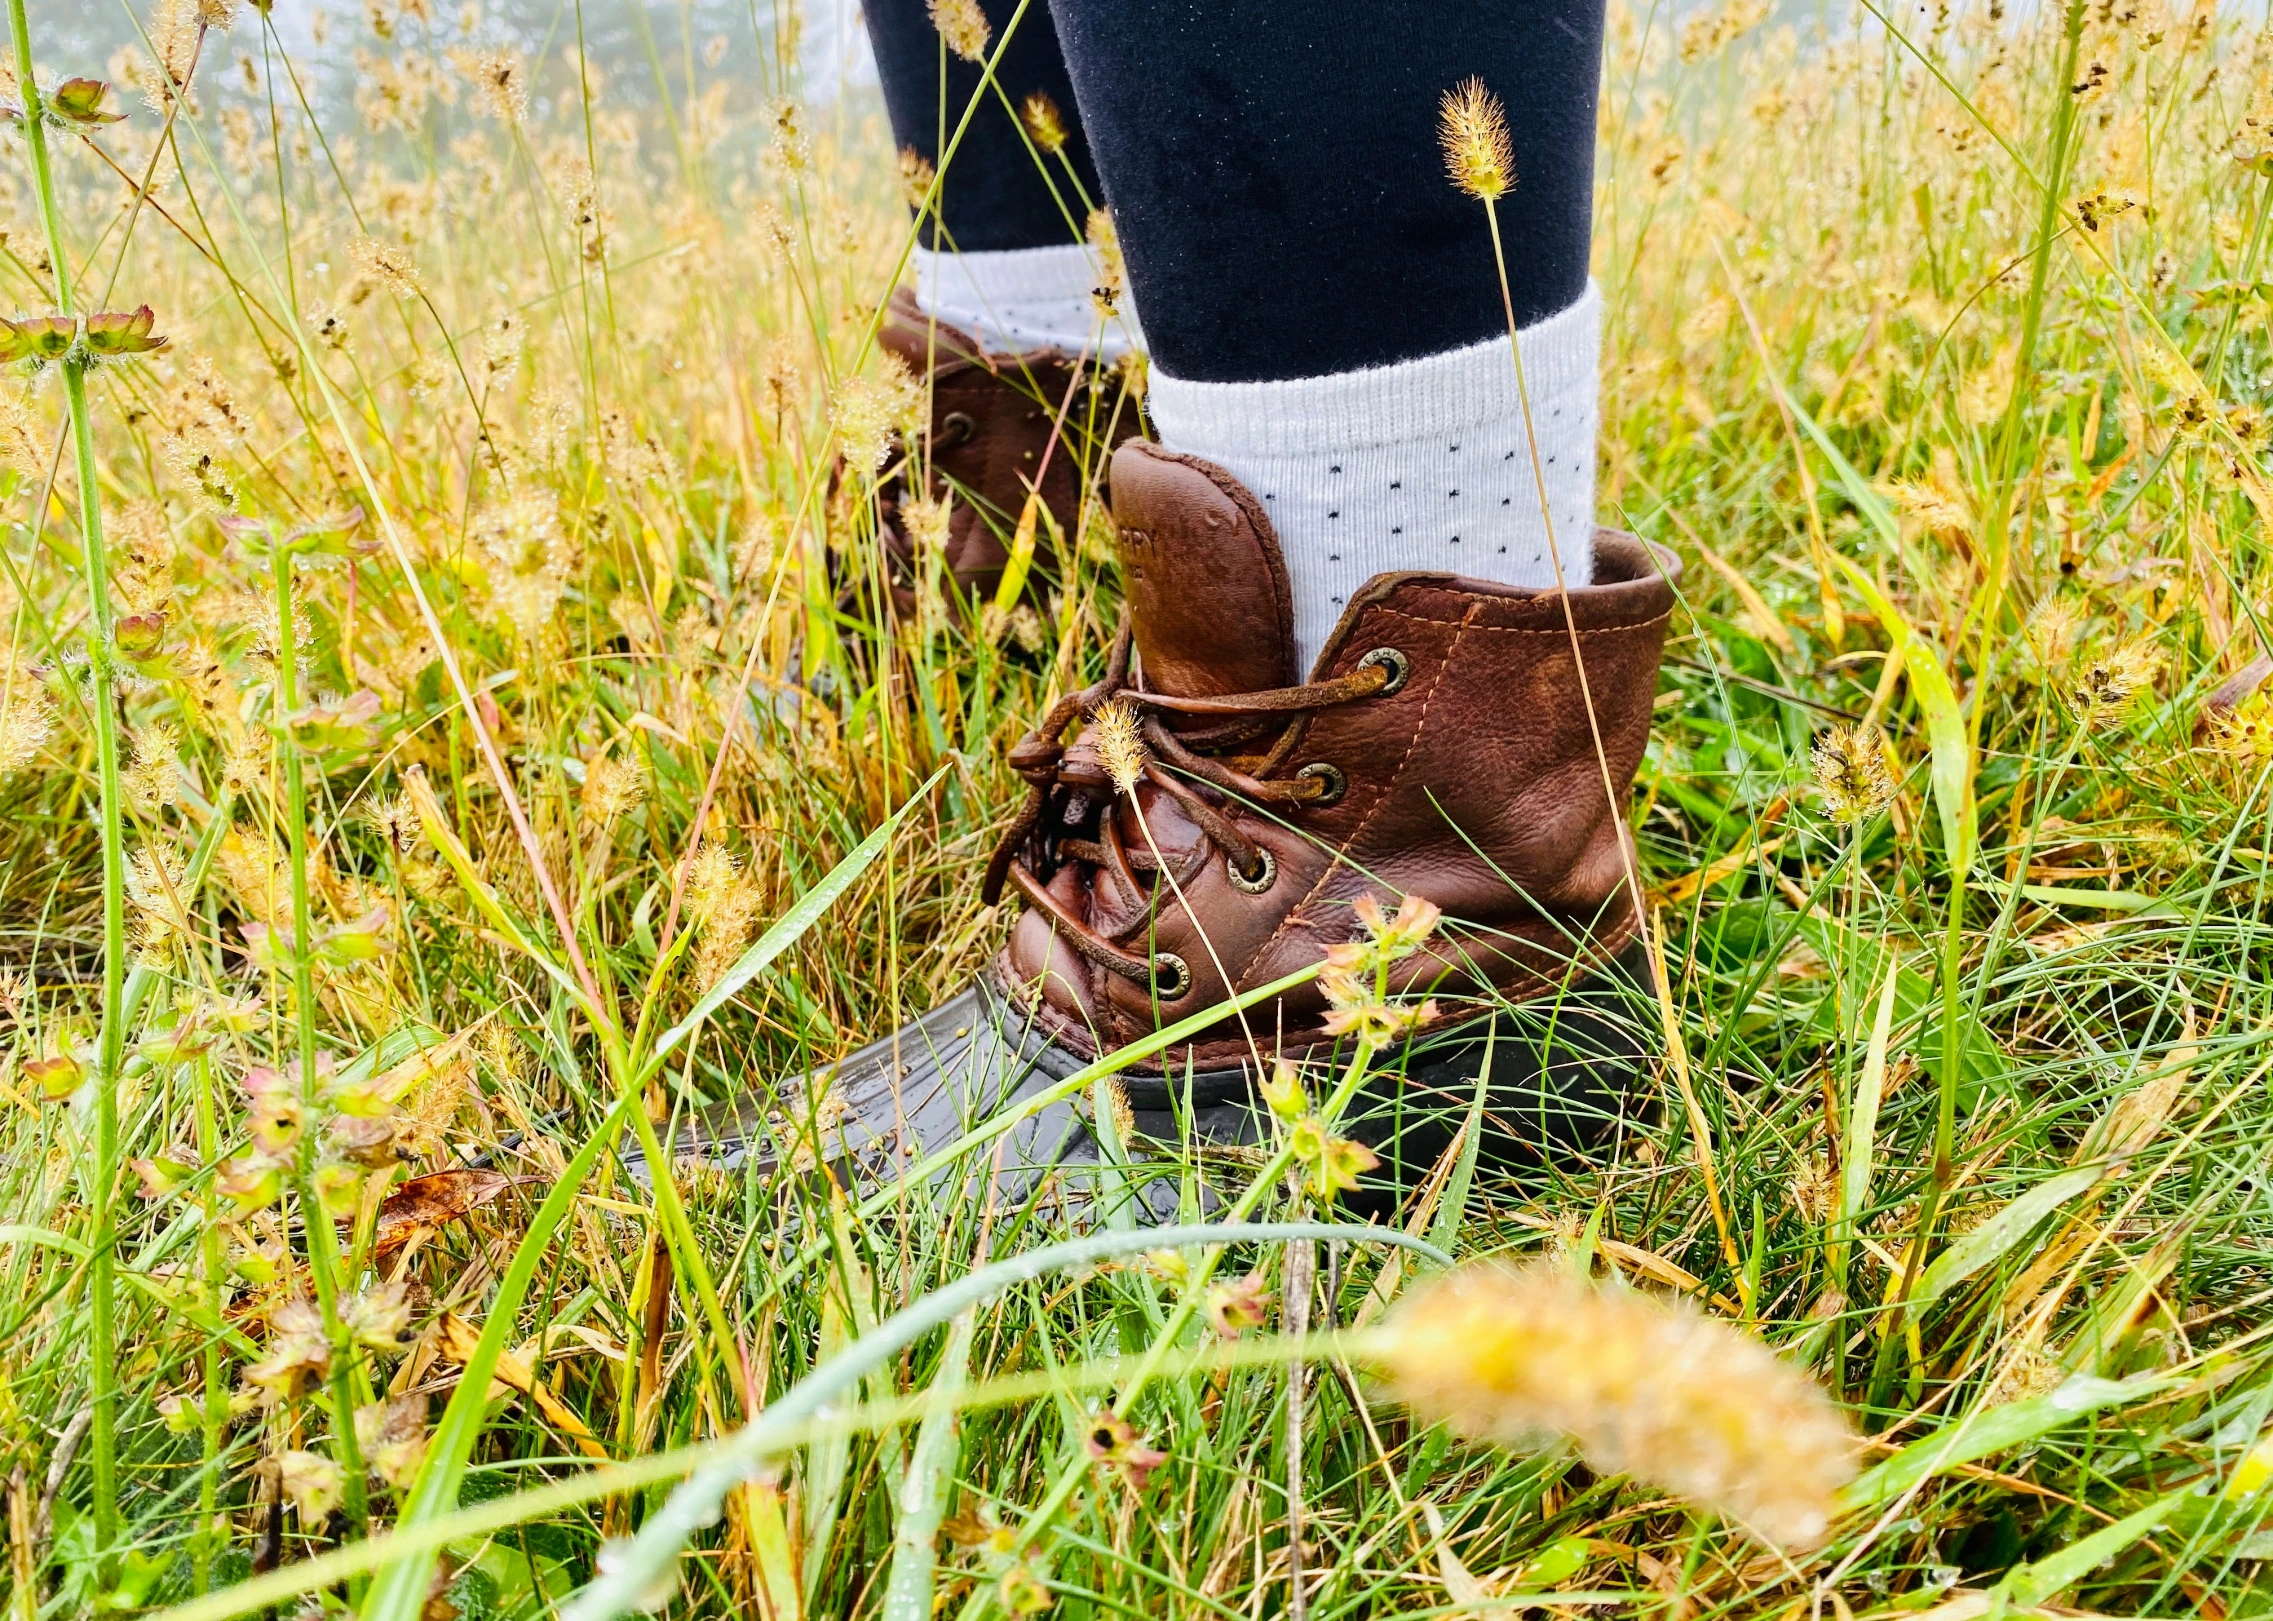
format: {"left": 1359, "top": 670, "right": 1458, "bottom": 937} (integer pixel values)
{"left": 986, "top": 441, "right": 1677, "bottom": 1069}
{"left": 637, "top": 441, "right": 1678, "bottom": 1214}
{"left": 871, "top": 287, "right": 1140, "bottom": 614}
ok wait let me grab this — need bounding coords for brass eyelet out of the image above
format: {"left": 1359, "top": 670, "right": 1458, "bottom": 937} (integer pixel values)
{"left": 937, "top": 410, "right": 977, "bottom": 447}
{"left": 1150, "top": 952, "right": 1192, "bottom": 1000}
{"left": 1358, "top": 646, "right": 1410, "bottom": 696}
{"left": 1228, "top": 846, "right": 1277, "bottom": 895}
{"left": 1295, "top": 762, "right": 1346, "bottom": 807}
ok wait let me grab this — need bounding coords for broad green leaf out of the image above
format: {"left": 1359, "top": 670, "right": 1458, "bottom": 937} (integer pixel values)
{"left": 1911, "top": 1164, "right": 2103, "bottom": 1308}
{"left": 1793, "top": 913, "right": 2001, "bottom": 1098}
{"left": 880, "top": 1309, "right": 976, "bottom": 1621}
{"left": 1840, "top": 1374, "right": 2165, "bottom": 1514}
{"left": 1997, "top": 1491, "right": 2184, "bottom": 1606}
{"left": 1767, "top": 375, "right": 1975, "bottom": 873}
{"left": 1830, "top": 555, "right": 1975, "bottom": 872}
{"left": 1980, "top": 878, "right": 2178, "bottom": 917}
{"left": 1833, "top": 957, "right": 1900, "bottom": 1282}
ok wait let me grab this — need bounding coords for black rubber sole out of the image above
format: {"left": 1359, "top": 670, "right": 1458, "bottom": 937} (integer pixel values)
{"left": 621, "top": 937, "right": 1659, "bottom": 1222}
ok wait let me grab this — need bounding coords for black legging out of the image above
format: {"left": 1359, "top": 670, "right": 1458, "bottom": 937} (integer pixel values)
{"left": 864, "top": 0, "right": 1604, "bottom": 384}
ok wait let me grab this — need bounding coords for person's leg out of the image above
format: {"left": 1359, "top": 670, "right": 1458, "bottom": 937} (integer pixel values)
{"left": 856, "top": 0, "right": 1144, "bottom": 607}
{"left": 1052, "top": 0, "right": 1604, "bottom": 670}
{"left": 864, "top": 0, "right": 1136, "bottom": 357}
{"left": 651, "top": 2, "right": 1672, "bottom": 1212}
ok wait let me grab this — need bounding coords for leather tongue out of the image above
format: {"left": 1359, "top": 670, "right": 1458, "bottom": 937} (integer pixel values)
{"left": 1110, "top": 442, "right": 1299, "bottom": 702}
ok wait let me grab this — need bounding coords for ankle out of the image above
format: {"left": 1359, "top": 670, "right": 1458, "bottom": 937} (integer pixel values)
{"left": 910, "top": 243, "right": 1143, "bottom": 359}
{"left": 1146, "top": 285, "right": 1600, "bottom": 671}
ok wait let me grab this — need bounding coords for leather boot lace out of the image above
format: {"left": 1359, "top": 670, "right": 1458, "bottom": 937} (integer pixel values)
{"left": 981, "top": 612, "right": 1402, "bottom": 992}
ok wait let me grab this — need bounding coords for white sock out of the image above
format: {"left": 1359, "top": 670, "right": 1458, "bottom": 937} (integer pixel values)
{"left": 1146, "top": 284, "right": 1601, "bottom": 674}
{"left": 911, "top": 243, "right": 1142, "bottom": 359}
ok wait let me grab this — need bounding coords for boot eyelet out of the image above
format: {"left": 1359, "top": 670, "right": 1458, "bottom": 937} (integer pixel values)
{"left": 1358, "top": 646, "right": 1410, "bottom": 695}
{"left": 1150, "top": 952, "right": 1192, "bottom": 1000}
{"left": 1295, "top": 762, "right": 1346, "bottom": 806}
{"left": 937, "top": 410, "right": 976, "bottom": 446}
{"left": 1228, "top": 846, "right": 1277, "bottom": 894}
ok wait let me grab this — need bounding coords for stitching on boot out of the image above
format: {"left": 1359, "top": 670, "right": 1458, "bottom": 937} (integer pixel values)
{"left": 1370, "top": 605, "right": 1675, "bottom": 638}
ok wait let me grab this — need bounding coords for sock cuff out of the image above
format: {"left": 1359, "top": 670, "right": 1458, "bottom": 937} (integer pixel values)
{"left": 912, "top": 243, "right": 1099, "bottom": 309}
{"left": 1146, "top": 282, "right": 1600, "bottom": 458}
{"left": 910, "top": 243, "right": 1141, "bottom": 357}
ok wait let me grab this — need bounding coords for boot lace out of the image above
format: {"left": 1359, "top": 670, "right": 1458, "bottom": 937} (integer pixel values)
{"left": 981, "top": 612, "right": 1407, "bottom": 995}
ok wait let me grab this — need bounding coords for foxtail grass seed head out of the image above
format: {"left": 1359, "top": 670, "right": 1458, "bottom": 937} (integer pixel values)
{"left": 1086, "top": 207, "right": 1126, "bottom": 309}
{"left": 2024, "top": 597, "right": 2083, "bottom": 675}
{"left": 683, "top": 841, "right": 742, "bottom": 923}
{"left": 350, "top": 235, "right": 424, "bottom": 299}
{"left": 1810, "top": 722, "right": 1895, "bottom": 824}
{"left": 457, "top": 46, "right": 528, "bottom": 122}
{"left": 902, "top": 492, "right": 952, "bottom": 559}
{"left": 1022, "top": 91, "right": 1068, "bottom": 154}
{"left": 0, "top": 390, "right": 37, "bottom": 473}
{"left": 0, "top": 683, "right": 54, "bottom": 776}
{"left": 1090, "top": 697, "right": 1146, "bottom": 793}
{"left": 2068, "top": 641, "right": 2160, "bottom": 729}
{"left": 897, "top": 146, "right": 936, "bottom": 209}
{"left": 927, "top": 0, "right": 990, "bottom": 62}
{"left": 830, "top": 357, "right": 920, "bottom": 475}
{"left": 1440, "top": 77, "right": 1515, "bottom": 201}
{"left": 1376, "top": 1263, "right": 1857, "bottom": 1547}
{"left": 580, "top": 752, "right": 646, "bottom": 822}
{"left": 2217, "top": 691, "right": 2273, "bottom": 759}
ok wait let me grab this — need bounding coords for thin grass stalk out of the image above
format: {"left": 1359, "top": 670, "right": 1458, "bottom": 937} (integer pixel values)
{"left": 158, "top": 1325, "right": 1403, "bottom": 1621}
{"left": 881, "top": 1307, "right": 977, "bottom": 1621}
{"left": 269, "top": 543, "right": 371, "bottom": 1534}
{"left": 4, "top": 0, "right": 129, "bottom": 1568}
{"left": 194, "top": 1048, "right": 227, "bottom": 1593}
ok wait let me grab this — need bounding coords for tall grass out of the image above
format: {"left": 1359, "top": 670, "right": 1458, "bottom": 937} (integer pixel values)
{"left": 0, "top": 0, "right": 2271, "bottom": 1615}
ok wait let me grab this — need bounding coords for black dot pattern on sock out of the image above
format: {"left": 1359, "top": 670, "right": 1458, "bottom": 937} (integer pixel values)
{"left": 1206, "top": 381, "right": 1596, "bottom": 666}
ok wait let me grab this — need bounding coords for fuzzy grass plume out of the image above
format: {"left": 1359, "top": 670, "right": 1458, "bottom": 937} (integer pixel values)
{"left": 1375, "top": 1262, "right": 1857, "bottom": 1547}
{"left": 1439, "top": 76, "right": 1515, "bottom": 202}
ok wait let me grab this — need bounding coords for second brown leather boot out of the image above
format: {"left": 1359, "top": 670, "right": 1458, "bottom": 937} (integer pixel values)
{"left": 869, "top": 287, "right": 1140, "bottom": 615}
{"left": 640, "top": 440, "right": 1678, "bottom": 1215}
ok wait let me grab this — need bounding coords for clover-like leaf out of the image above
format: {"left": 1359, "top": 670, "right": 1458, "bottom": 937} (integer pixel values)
{"left": 237, "top": 919, "right": 300, "bottom": 974}
{"left": 136, "top": 1007, "right": 216, "bottom": 1066}
{"left": 286, "top": 505, "right": 373, "bottom": 558}
{"left": 0, "top": 313, "right": 77, "bottom": 368}
{"left": 216, "top": 1153, "right": 284, "bottom": 1216}
{"left": 113, "top": 608, "right": 167, "bottom": 661}
{"left": 21, "top": 1049, "right": 83, "bottom": 1100}
{"left": 48, "top": 78, "right": 125, "bottom": 128}
{"left": 129, "top": 1145, "right": 199, "bottom": 1199}
{"left": 82, "top": 305, "right": 167, "bottom": 358}
{"left": 287, "top": 689, "right": 385, "bottom": 758}
{"left": 315, "top": 906, "right": 391, "bottom": 967}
